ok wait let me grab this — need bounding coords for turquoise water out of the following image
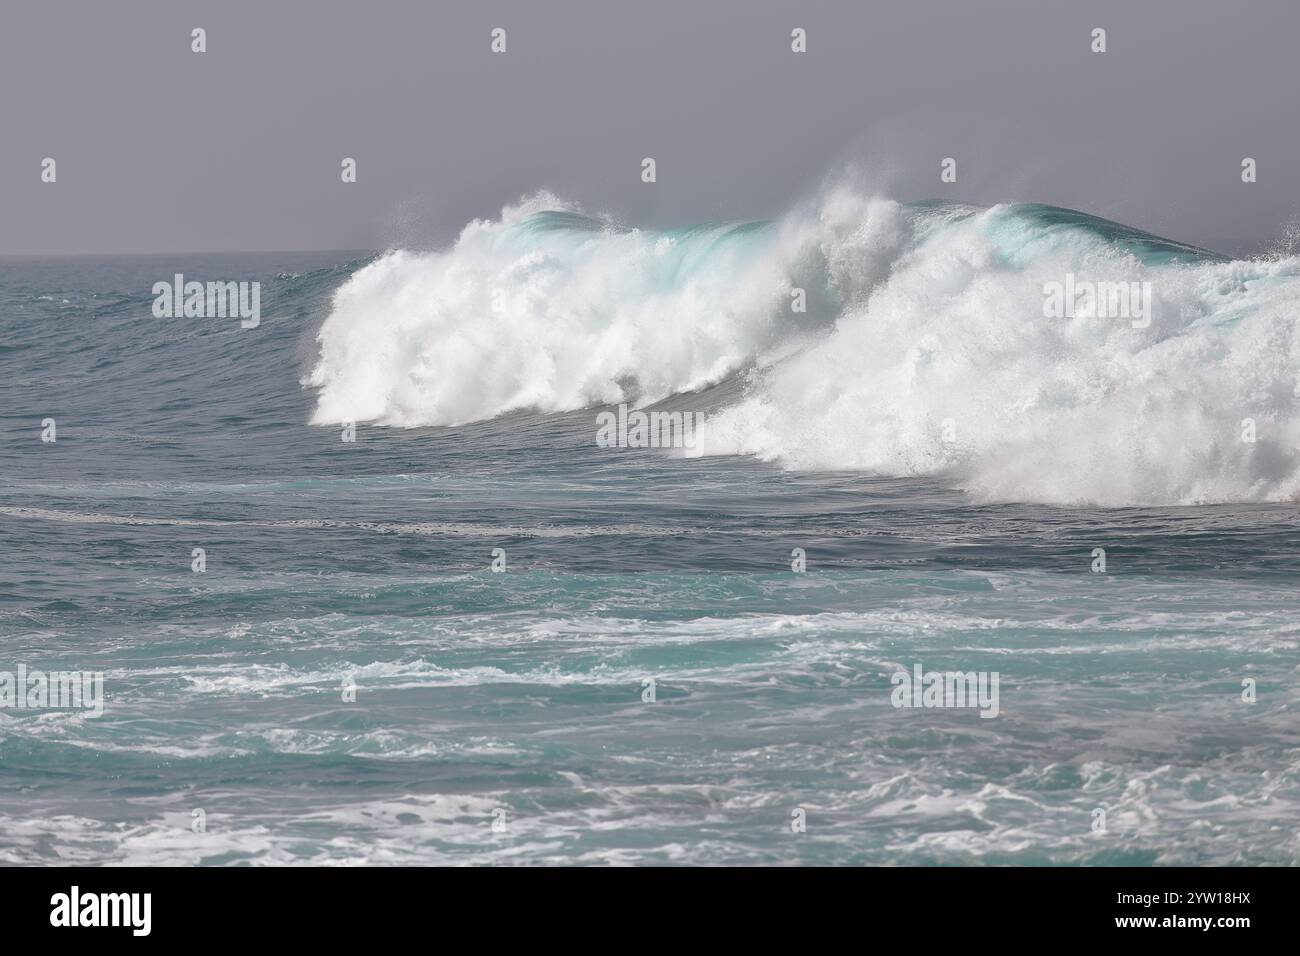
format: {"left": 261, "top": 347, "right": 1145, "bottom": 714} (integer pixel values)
{"left": 2, "top": 207, "right": 1298, "bottom": 864}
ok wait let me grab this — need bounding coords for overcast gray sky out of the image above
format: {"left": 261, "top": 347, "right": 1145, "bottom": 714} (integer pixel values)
{"left": 2, "top": 0, "right": 1297, "bottom": 255}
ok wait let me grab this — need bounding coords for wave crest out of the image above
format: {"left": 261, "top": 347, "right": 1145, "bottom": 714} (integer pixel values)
{"left": 307, "top": 188, "right": 1300, "bottom": 506}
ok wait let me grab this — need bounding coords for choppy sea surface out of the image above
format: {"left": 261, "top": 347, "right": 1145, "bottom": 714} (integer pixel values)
{"left": 2, "top": 199, "right": 1299, "bottom": 865}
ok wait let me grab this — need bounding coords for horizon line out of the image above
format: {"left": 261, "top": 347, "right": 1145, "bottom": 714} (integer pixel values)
{"left": 0, "top": 247, "right": 382, "bottom": 260}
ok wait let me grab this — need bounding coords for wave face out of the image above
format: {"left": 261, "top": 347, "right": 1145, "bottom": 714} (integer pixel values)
{"left": 308, "top": 189, "right": 1300, "bottom": 506}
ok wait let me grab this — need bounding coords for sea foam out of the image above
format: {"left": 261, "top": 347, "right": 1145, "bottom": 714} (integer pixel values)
{"left": 307, "top": 188, "right": 1300, "bottom": 506}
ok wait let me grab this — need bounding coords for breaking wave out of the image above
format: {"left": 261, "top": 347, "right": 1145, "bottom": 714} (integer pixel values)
{"left": 306, "top": 188, "right": 1300, "bottom": 506}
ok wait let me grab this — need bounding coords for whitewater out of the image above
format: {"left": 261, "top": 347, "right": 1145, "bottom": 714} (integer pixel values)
{"left": 308, "top": 189, "right": 1300, "bottom": 507}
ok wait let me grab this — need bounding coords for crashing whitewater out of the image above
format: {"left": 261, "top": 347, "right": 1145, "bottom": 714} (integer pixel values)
{"left": 305, "top": 189, "right": 1300, "bottom": 507}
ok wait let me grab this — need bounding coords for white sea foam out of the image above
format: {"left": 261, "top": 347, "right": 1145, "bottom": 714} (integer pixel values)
{"left": 702, "top": 202, "right": 1300, "bottom": 506}
{"left": 307, "top": 187, "right": 1300, "bottom": 506}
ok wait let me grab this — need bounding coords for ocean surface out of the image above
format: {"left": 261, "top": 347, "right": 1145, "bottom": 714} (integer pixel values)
{"left": 2, "top": 194, "right": 1298, "bottom": 865}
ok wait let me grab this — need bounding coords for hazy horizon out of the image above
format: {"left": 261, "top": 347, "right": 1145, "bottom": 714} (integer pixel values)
{"left": 3, "top": 0, "right": 1298, "bottom": 256}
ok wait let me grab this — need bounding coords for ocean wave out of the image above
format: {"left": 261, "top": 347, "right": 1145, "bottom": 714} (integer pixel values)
{"left": 306, "top": 187, "right": 1300, "bottom": 506}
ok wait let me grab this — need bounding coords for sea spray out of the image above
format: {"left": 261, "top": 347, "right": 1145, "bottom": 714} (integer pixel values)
{"left": 306, "top": 189, "right": 1300, "bottom": 507}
